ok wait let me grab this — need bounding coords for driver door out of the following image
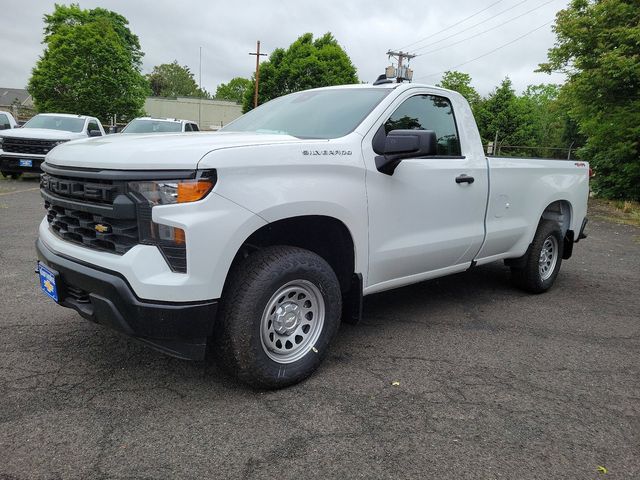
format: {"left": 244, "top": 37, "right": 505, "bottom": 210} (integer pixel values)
{"left": 363, "top": 91, "right": 487, "bottom": 291}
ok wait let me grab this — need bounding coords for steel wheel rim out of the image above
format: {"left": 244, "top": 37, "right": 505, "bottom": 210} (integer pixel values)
{"left": 260, "top": 279, "right": 325, "bottom": 364}
{"left": 539, "top": 235, "right": 558, "bottom": 281}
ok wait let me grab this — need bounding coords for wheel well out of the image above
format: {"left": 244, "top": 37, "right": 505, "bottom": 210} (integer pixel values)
{"left": 506, "top": 200, "right": 575, "bottom": 268}
{"left": 541, "top": 200, "right": 572, "bottom": 236}
{"left": 541, "top": 200, "right": 574, "bottom": 259}
{"left": 229, "top": 216, "right": 356, "bottom": 293}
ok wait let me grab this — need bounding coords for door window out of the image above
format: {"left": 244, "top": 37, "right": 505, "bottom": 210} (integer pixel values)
{"left": 0, "top": 113, "right": 10, "bottom": 129}
{"left": 384, "top": 95, "right": 461, "bottom": 156}
{"left": 87, "top": 121, "right": 101, "bottom": 135}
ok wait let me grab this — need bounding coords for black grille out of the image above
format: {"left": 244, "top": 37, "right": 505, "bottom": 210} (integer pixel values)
{"left": 42, "top": 172, "right": 139, "bottom": 255}
{"left": 3, "top": 137, "right": 60, "bottom": 155}
{"left": 45, "top": 200, "right": 138, "bottom": 254}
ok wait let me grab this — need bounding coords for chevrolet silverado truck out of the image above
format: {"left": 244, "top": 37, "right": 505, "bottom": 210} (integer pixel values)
{"left": 35, "top": 83, "right": 589, "bottom": 388}
{"left": 0, "top": 113, "right": 104, "bottom": 178}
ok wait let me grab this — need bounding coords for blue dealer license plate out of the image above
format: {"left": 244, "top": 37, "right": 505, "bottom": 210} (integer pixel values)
{"left": 38, "top": 262, "right": 59, "bottom": 302}
{"left": 19, "top": 159, "right": 33, "bottom": 167}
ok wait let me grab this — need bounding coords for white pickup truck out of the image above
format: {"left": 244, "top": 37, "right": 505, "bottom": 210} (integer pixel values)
{"left": 35, "top": 83, "right": 589, "bottom": 388}
{"left": 0, "top": 113, "right": 104, "bottom": 178}
{"left": 0, "top": 110, "right": 18, "bottom": 130}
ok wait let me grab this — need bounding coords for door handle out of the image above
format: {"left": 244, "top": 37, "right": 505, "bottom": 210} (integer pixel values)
{"left": 455, "top": 174, "right": 475, "bottom": 184}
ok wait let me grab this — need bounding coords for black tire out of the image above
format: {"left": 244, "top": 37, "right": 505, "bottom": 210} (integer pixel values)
{"left": 1, "top": 171, "right": 9, "bottom": 178}
{"left": 213, "top": 245, "right": 342, "bottom": 389}
{"left": 10, "top": 173, "right": 21, "bottom": 180}
{"left": 511, "top": 219, "right": 564, "bottom": 294}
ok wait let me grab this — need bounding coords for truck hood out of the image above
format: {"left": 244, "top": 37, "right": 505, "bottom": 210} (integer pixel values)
{"left": 0, "top": 128, "right": 85, "bottom": 141}
{"left": 45, "top": 132, "right": 326, "bottom": 170}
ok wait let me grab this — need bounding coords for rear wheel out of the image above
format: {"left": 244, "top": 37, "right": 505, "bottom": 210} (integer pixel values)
{"left": 511, "top": 219, "right": 564, "bottom": 293}
{"left": 214, "top": 246, "right": 342, "bottom": 389}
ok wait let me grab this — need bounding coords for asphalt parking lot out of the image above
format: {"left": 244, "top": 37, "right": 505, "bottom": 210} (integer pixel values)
{"left": 1, "top": 176, "right": 638, "bottom": 480}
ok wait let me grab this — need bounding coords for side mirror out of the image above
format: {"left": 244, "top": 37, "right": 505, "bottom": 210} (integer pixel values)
{"left": 88, "top": 130, "right": 102, "bottom": 137}
{"left": 374, "top": 129, "right": 438, "bottom": 175}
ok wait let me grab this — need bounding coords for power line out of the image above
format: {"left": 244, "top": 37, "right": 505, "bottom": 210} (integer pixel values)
{"left": 396, "top": 0, "right": 505, "bottom": 52}
{"left": 408, "top": 0, "right": 532, "bottom": 53}
{"left": 413, "top": 20, "right": 554, "bottom": 82}
{"left": 414, "top": 0, "right": 557, "bottom": 57}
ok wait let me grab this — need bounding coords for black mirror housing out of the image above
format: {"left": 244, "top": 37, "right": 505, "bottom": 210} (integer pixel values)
{"left": 88, "top": 130, "right": 102, "bottom": 137}
{"left": 375, "top": 129, "right": 438, "bottom": 175}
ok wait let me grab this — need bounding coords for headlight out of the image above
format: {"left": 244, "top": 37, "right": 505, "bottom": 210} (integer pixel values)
{"left": 52, "top": 140, "right": 70, "bottom": 147}
{"left": 127, "top": 170, "right": 216, "bottom": 273}
{"left": 0, "top": 136, "right": 4, "bottom": 149}
{"left": 128, "top": 176, "right": 215, "bottom": 205}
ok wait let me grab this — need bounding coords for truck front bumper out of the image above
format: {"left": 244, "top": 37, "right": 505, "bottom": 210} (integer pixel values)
{"left": 1, "top": 154, "right": 46, "bottom": 174}
{"left": 36, "top": 238, "right": 219, "bottom": 360}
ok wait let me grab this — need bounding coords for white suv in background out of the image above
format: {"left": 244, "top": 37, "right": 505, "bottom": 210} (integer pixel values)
{"left": 120, "top": 117, "right": 200, "bottom": 134}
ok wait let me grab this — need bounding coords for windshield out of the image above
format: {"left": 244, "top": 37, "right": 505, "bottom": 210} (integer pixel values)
{"left": 23, "top": 115, "right": 85, "bottom": 133}
{"left": 122, "top": 119, "right": 182, "bottom": 133}
{"left": 221, "top": 88, "right": 390, "bottom": 139}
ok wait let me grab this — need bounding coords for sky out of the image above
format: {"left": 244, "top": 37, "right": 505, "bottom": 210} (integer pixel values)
{"left": 0, "top": 0, "right": 569, "bottom": 96}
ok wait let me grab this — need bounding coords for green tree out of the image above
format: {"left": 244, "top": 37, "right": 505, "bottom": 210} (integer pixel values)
{"left": 520, "top": 84, "right": 566, "bottom": 157}
{"left": 436, "top": 71, "right": 481, "bottom": 110}
{"left": 539, "top": 0, "right": 640, "bottom": 200}
{"left": 475, "top": 77, "right": 534, "bottom": 153}
{"left": 148, "top": 61, "right": 210, "bottom": 98}
{"left": 242, "top": 33, "right": 358, "bottom": 112}
{"left": 28, "top": 4, "right": 149, "bottom": 122}
{"left": 215, "top": 77, "right": 252, "bottom": 103}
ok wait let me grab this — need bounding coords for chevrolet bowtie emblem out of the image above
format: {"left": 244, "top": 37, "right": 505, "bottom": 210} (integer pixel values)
{"left": 95, "top": 224, "right": 111, "bottom": 233}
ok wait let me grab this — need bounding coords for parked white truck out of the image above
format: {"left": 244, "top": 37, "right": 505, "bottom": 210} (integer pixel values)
{"left": 35, "top": 83, "right": 589, "bottom": 388}
{"left": 0, "top": 113, "right": 104, "bottom": 178}
{"left": 0, "top": 110, "right": 18, "bottom": 130}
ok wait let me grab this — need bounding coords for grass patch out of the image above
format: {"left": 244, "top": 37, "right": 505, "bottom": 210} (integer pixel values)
{"left": 590, "top": 198, "right": 640, "bottom": 227}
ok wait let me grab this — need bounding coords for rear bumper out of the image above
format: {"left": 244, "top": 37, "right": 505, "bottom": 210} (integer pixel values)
{"left": 36, "top": 238, "right": 218, "bottom": 360}
{"left": 0, "top": 153, "right": 45, "bottom": 174}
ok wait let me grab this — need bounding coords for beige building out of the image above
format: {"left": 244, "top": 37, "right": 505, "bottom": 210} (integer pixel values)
{"left": 0, "top": 87, "right": 35, "bottom": 122}
{"left": 144, "top": 97, "right": 243, "bottom": 130}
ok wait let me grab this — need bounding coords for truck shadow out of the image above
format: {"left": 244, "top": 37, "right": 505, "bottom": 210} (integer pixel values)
{"left": 360, "top": 262, "right": 516, "bottom": 324}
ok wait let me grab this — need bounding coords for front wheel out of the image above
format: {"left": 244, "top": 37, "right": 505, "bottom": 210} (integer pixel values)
{"left": 214, "top": 246, "right": 342, "bottom": 389}
{"left": 511, "top": 219, "right": 564, "bottom": 293}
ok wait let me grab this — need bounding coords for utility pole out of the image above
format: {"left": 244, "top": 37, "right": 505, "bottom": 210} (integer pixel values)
{"left": 198, "top": 46, "right": 202, "bottom": 128}
{"left": 249, "top": 40, "right": 268, "bottom": 108}
{"left": 386, "top": 50, "right": 416, "bottom": 82}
